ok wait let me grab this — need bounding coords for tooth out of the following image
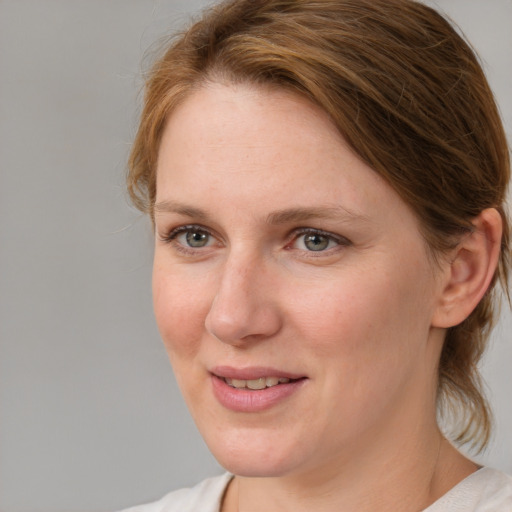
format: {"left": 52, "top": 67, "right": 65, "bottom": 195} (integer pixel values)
{"left": 231, "top": 379, "right": 247, "bottom": 389}
{"left": 265, "top": 377, "right": 279, "bottom": 387}
{"left": 247, "top": 378, "right": 266, "bottom": 390}
{"left": 225, "top": 376, "right": 294, "bottom": 389}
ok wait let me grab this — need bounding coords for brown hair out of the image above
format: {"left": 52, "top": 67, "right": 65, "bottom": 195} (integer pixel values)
{"left": 128, "top": 0, "right": 510, "bottom": 450}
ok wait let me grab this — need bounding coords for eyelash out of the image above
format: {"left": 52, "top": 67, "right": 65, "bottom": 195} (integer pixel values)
{"left": 160, "top": 224, "right": 351, "bottom": 256}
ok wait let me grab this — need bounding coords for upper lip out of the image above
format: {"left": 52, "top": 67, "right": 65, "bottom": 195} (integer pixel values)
{"left": 211, "top": 366, "right": 306, "bottom": 380}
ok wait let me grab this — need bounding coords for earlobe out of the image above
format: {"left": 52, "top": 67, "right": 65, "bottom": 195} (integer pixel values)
{"left": 432, "top": 208, "right": 503, "bottom": 329}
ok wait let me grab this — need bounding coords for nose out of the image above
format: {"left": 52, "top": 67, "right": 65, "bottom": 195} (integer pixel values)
{"left": 204, "top": 253, "right": 282, "bottom": 345}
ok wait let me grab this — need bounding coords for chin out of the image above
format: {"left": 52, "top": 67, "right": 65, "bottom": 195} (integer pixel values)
{"left": 204, "top": 429, "right": 306, "bottom": 478}
{"left": 217, "top": 455, "right": 293, "bottom": 478}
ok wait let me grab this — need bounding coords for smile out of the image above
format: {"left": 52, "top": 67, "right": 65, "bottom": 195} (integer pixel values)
{"left": 224, "top": 376, "right": 292, "bottom": 390}
{"left": 211, "top": 371, "right": 307, "bottom": 412}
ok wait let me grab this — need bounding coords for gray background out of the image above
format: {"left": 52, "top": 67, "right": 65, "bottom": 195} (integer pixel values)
{"left": 0, "top": 1, "right": 510, "bottom": 511}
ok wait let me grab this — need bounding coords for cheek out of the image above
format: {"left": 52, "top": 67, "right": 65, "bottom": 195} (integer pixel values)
{"left": 286, "top": 269, "right": 391, "bottom": 347}
{"left": 152, "top": 264, "right": 212, "bottom": 360}
{"left": 288, "top": 262, "right": 434, "bottom": 371}
{"left": 289, "top": 268, "right": 436, "bottom": 433}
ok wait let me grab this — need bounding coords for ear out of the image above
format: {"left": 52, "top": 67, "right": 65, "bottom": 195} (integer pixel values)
{"left": 432, "top": 208, "right": 503, "bottom": 329}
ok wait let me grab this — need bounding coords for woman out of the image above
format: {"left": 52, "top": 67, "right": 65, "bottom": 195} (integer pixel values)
{"left": 123, "top": 0, "right": 511, "bottom": 510}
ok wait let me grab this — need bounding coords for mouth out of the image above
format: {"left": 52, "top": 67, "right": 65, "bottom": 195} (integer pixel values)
{"left": 210, "top": 366, "right": 307, "bottom": 412}
{"left": 223, "top": 376, "right": 299, "bottom": 390}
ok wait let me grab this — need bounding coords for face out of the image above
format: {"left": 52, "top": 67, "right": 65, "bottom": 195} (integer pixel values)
{"left": 153, "top": 82, "right": 447, "bottom": 479}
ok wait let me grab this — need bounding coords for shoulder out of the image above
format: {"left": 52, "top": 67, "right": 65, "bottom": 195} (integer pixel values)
{"left": 425, "top": 467, "right": 512, "bottom": 512}
{"left": 119, "top": 473, "right": 233, "bottom": 512}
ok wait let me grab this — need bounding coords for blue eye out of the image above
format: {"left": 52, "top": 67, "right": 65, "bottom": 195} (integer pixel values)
{"left": 293, "top": 230, "right": 343, "bottom": 252}
{"left": 166, "top": 226, "right": 214, "bottom": 249}
{"left": 183, "top": 229, "right": 210, "bottom": 247}
{"left": 302, "top": 233, "right": 332, "bottom": 251}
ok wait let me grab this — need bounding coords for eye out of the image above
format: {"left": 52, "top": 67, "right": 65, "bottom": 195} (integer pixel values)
{"left": 163, "top": 225, "right": 215, "bottom": 250}
{"left": 301, "top": 233, "right": 333, "bottom": 251}
{"left": 291, "top": 229, "right": 348, "bottom": 252}
{"left": 180, "top": 229, "right": 211, "bottom": 248}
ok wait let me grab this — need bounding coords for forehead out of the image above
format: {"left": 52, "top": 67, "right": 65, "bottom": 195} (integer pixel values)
{"left": 155, "top": 81, "right": 418, "bottom": 234}
{"left": 158, "top": 81, "right": 344, "bottom": 173}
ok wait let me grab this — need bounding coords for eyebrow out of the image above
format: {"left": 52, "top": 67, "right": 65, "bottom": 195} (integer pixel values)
{"left": 154, "top": 200, "right": 371, "bottom": 226}
{"left": 266, "top": 206, "right": 370, "bottom": 225}
{"left": 153, "top": 201, "right": 210, "bottom": 220}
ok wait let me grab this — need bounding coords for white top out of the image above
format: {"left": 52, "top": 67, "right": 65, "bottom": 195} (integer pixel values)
{"left": 423, "top": 467, "right": 512, "bottom": 511}
{"left": 120, "top": 473, "right": 232, "bottom": 512}
{"left": 120, "top": 467, "right": 512, "bottom": 512}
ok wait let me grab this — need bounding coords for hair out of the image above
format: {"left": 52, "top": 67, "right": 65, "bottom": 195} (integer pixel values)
{"left": 128, "top": 0, "right": 510, "bottom": 450}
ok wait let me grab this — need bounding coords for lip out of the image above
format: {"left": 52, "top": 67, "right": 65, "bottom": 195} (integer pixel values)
{"left": 210, "top": 366, "right": 307, "bottom": 413}
{"left": 211, "top": 366, "right": 305, "bottom": 381}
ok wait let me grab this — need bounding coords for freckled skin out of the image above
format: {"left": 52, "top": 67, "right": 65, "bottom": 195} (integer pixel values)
{"left": 152, "top": 82, "right": 471, "bottom": 510}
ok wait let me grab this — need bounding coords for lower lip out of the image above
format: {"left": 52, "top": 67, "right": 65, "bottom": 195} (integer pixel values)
{"left": 211, "top": 375, "right": 306, "bottom": 412}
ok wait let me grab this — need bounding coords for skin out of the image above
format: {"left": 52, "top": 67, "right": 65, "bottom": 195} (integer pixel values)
{"left": 152, "top": 82, "right": 492, "bottom": 511}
